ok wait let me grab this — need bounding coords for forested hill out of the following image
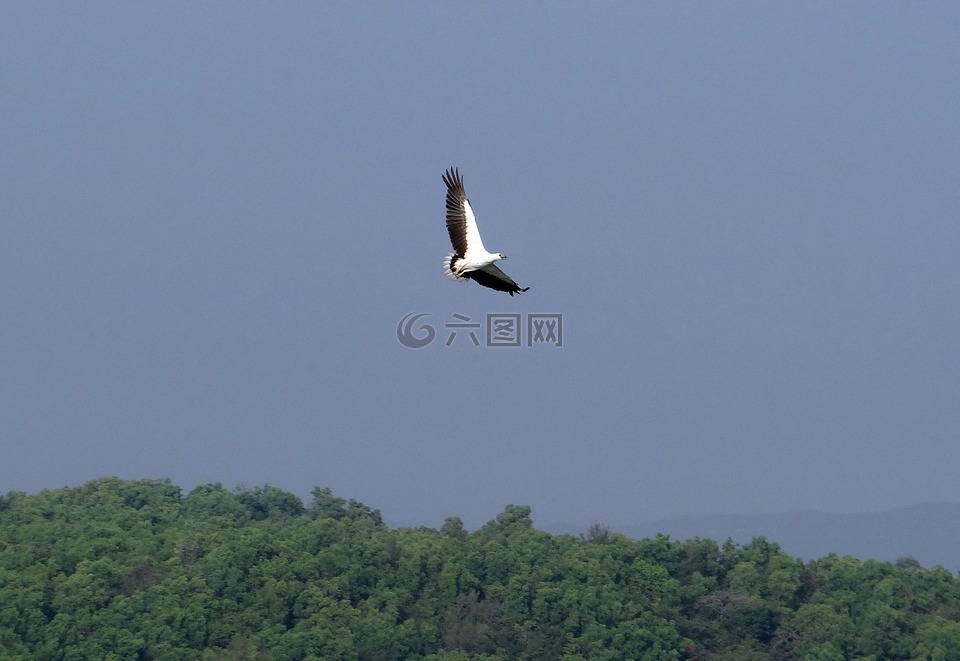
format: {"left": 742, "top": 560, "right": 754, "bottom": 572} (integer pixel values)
{"left": 2, "top": 479, "right": 960, "bottom": 660}
{"left": 552, "top": 504, "right": 960, "bottom": 571}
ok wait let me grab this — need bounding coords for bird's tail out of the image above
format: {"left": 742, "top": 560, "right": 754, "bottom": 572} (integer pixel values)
{"left": 443, "top": 253, "right": 465, "bottom": 280}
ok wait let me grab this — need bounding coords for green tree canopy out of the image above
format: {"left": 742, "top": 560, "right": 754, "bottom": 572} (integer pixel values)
{"left": 2, "top": 479, "right": 959, "bottom": 660}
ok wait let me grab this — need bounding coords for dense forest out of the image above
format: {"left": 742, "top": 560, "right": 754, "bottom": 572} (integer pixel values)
{"left": 2, "top": 479, "right": 959, "bottom": 660}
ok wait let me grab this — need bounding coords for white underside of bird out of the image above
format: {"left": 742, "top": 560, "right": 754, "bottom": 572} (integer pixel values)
{"left": 443, "top": 251, "right": 502, "bottom": 280}
{"left": 443, "top": 190, "right": 501, "bottom": 278}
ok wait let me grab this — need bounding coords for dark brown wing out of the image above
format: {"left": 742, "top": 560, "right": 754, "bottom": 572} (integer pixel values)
{"left": 465, "top": 263, "right": 530, "bottom": 296}
{"left": 442, "top": 167, "right": 469, "bottom": 257}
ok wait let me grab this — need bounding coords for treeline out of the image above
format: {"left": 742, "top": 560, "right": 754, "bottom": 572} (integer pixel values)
{"left": 1, "top": 479, "right": 959, "bottom": 660}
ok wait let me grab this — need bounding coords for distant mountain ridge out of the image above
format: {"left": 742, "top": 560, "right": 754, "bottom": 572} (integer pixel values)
{"left": 546, "top": 502, "right": 960, "bottom": 571}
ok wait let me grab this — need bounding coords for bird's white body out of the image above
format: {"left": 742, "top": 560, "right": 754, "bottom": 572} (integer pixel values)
{"left": 443, "top": 189, "right": 501, "bottom": 278}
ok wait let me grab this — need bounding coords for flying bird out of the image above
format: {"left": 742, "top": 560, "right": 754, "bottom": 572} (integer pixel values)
{"left": 441, "top": 167, "right": 529, "bottom": 296}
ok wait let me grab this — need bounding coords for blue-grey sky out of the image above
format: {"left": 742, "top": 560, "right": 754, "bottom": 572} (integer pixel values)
{"left": 3, "top": 3, "right": 959, "bottom": 530}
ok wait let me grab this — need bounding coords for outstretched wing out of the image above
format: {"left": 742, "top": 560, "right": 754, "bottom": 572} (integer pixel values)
{"left": 443, "top": 167, "right": 488, "bottom": 259}
{"left": 466, "top": 263, "right": 529, "bottom": 296}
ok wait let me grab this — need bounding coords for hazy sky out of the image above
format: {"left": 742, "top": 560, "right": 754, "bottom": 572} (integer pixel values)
{"left": 3, "top": 3, "right": 959, "bottom": 530}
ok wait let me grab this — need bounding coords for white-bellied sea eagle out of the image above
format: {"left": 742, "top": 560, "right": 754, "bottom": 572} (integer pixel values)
{"left": 442, "top": 167, "right": 529, "bottom": 296}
